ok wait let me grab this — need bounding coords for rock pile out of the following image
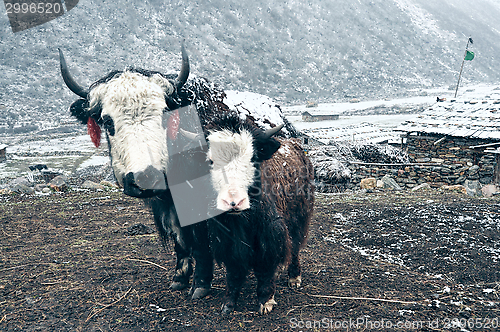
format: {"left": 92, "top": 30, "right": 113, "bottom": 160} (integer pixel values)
{"left": 0, "top": 164, "right": 119, "bottom": 196}
{"left": 308, "top": 141, "right": 409, "bottom": 192}
{"left": 308, "top": 139, "right": 499, "bottom": 196}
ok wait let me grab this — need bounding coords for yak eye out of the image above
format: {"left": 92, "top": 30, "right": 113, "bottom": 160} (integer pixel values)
{"left": 102, "top": 115, "right": 115, "bottom": 136}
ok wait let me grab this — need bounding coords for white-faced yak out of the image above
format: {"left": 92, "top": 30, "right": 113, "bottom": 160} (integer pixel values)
{"left": 204, "top": 115, "right": 315, "bottom": 314}
{"left": 59, "top": 45, "right": 222, "bottom": 299}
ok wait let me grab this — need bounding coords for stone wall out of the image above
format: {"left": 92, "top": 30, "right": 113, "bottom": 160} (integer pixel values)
{"left": 347, "top": 135, "right": 499, "bottom": 189}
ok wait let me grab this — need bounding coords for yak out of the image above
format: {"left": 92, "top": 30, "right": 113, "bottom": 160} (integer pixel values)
{"left": 203, "top": 114, "right": 315, "bottom": 314}
{"left": 58, "top": 45, "right": 225, "bottom": 299}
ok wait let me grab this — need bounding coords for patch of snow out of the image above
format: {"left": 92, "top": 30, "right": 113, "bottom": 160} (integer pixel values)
{"left": 393, "top": 0, "right": 457, "bottom": 42}
{"left": 77, "top": 156, "right": 110, "bottom": 170}
{"left": 278, "top": 144, "right": 291, "bottom": 156}
{"left": 398, "top": 309, "right": 414, "bottom": 316}
{"left": 225, "top": 90, "right": 285, "bottom": 129}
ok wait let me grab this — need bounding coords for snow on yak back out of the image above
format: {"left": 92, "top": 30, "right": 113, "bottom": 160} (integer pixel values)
{"left": 58, "top": 45, "right": 230, "bottom": 300}
{"left": 205, "top": 114, "right": 315, "bottom": 314}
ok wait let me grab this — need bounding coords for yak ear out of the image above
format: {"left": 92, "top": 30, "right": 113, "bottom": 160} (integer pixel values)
{"left": 70, "top": 99, "right": 91, "bottom": 125}
{"left": 255, "top": 137, "right": 281, "bottom": 161}
{"left": 70, "top": 98, "right": 102, "bottom": 125}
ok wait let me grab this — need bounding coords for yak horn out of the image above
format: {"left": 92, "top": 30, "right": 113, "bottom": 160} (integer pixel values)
{"left": 180, "top": 128, "right": 203, "bottom": 141}
{"left": 175, "top": 43, "right": 190, "bottom": 90}
{"left": 58, "top": 48, "right": 88, "bottom": 99}
{"left": 262, "top": 124, "right": 284, "bottom": 139}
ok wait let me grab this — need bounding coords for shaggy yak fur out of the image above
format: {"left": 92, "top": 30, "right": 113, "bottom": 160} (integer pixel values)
{"left": 59, "top": 47, "right": 230, "bottom": 299}
{"left": 205, "top": 116, "right": 315, "bottom": 314}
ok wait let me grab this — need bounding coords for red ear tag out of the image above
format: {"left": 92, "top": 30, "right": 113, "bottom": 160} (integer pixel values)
{"left": 167, "top": 109, "right": 180, "bottom": 140}
{"left": 87, "top": 117, "right": 101, "bottom": 148}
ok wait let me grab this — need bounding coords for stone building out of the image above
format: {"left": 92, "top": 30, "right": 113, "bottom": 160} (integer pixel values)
{"left": 301, "top": 111, "right": 339, "bottom": 122}
{"left": 396, "top": 94, "right": 500, "bottom": 187}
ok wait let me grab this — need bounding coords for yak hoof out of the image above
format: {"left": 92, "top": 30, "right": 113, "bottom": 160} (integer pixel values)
{"left": 221, "top": 303, "right": 234, "bottom": 315}
{"left": 170, "top": 281, "right": 189, "bottom": 291}
{"left": 259, "top": 296, "right": 277, "bottom": 315}
{"left": 190, "top": 287, "right": 211, "bottom": 300}
{"left": 288, "top": 276, "right": 302, "bottom": 288}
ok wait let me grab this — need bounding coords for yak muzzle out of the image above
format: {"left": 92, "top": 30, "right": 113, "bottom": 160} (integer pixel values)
{"left": 122, "top": 166, "right": 167, "bottom": 198}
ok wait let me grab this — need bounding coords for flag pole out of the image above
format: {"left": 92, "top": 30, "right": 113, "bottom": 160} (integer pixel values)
{"left": 454, "top": 38, "right": 472, "bottom": 98}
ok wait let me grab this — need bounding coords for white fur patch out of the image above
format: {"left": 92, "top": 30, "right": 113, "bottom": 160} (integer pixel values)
{"left": 88, "top": 71, "right": 172, "bottom": 184}
{"left": 288, "top": 275, "right": 302, "bottom": 288}
{"left": 259, "top": 296, "right": 277, "bottom": 315}
{"left": 207, "top": 129, "right": 255, "bottom": 211}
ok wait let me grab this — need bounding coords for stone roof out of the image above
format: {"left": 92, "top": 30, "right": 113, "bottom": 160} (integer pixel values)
{"left": 305, "top": 123, "right": 400, "bottom": 144}
{"left": 397, "top": 87, "right": 500, "bottom": 141}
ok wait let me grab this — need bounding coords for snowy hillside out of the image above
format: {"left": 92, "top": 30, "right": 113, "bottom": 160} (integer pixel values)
{"left": 0, "top": 84, "right": 497, "bottom": 183}
{"left": 1, "top": 0, "right": 500, "bottom": 134}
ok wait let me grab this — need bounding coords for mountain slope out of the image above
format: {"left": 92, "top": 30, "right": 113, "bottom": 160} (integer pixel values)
{"left": 1, "top": 0, "right": 499, "bottom": 131}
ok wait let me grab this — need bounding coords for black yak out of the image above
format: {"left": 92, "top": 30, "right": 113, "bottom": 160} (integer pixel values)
{"left": 58, "top": 45, "right": 223, "bottom": 299}
{"left": 204, "top": 115, "right": 315, "bottom": 314}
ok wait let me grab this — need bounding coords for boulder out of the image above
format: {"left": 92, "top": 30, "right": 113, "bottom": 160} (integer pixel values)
{"left": 34, "top": 183, "right": 48, "bottom": 192}
{"left": 360, "top": 177, "right": 376, "bottom": 189}
{"left": 41, "top": 170, "right": 62, "bottom": 183}
{"left": 49, "top": 175, "right": 69, "bottom": 192}
{"left": 12, "top": 184, "right": 35, "bottom": 194}
{"left": 381, "top": 175, "right": 402, "bottom": 190}
{"left": 467, "top": 165, "right": 480, "bottom": 176}
{"left": 82, "top": 180, "right": 105, "bottom": 191}
{"left": 8, "top": 177, "right": 34, "bottom": 194}
{"left": 441, "top": 184, "right": 466, "bottom": 194}
{"left": 411, "top": 183, "right": 431, "bottom": 192}
{"left": 100, "top": 180, "right": 119, "bottom": 189}
{"left": 481, "top": 184, "right": 497, "bottom": 198}
{"left": 8, "top": 177, "right": 30, "bottom": 188}
{"left": 464, "top": 179, "right": 482, "bottom": 197}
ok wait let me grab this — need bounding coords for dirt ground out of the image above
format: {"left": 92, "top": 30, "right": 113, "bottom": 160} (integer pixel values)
{"left": 1, "top": 189, "right": 499, "bottom": 331}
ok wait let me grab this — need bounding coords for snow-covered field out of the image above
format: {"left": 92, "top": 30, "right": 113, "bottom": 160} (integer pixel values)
{"left": 285, "top": 84, "right": 500, "bottom": 143}
{"left": 283, "top": 92, "right": 439, "bottom": 143}
{"left": 0, "top": 133, "right": 108, "bottom": 184}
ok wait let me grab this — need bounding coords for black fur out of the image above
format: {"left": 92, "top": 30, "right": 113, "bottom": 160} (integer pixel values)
{"left": 147, "top": 192, "right": 213, "bottom": 293}
{"left": 206, "top": 116, "right": 314, "bottom": 314}
{"left": 63, "top": 68, "right": 232, "bottom": 298}
{"left": 62, "top": 60, "right": 304, "bottom": 306}
{"left": 102, "top": 115, "right": 115, "bottom": 136}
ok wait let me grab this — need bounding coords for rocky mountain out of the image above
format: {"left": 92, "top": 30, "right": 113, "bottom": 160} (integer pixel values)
{"left": 1, "top": 0, "right": 500, "bottom": 133}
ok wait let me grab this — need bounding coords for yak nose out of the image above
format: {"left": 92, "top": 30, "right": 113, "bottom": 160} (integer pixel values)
{"left": 123, "top": 166, "right": 167, "bottom": 198}
{"left": 222, "top": 198, "right": 247, "bottom": 211}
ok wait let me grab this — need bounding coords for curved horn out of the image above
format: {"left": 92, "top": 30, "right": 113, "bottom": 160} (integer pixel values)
{"left": 58, "top": 48, "right": 88, "bottom": 99}
{"left": 262, "top": 124, "right": 284, "bottom": 139}
{"left": 174, "top": 43, "right": 190, "bottom": 90}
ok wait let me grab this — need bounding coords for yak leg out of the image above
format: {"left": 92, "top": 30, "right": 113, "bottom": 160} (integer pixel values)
{"left": 255, "top": 267, "right": 278, "bottom": 315}
{"left": 189, "top": 221, "right": 213, "bottom": 300}
{"left": 287, "top": 250, "right": 302, "bottom": 288}
{"left": 170, "top": 209, "right": 195, "bottom": 290}
{"left": 170, "top": 239, "right": 193, "bottom": 290}
{"left": 150, "top": 199, "right": 194, "bottom": 291}
{"left": 221, "top": 264, "right": 248, "bottom": 314}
